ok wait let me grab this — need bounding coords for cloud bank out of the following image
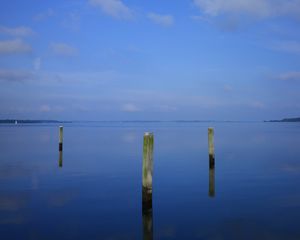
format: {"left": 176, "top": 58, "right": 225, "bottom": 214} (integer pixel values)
{"left": 89, "top": 0, "right": 133, "bottom": 19}
{"left": 147, "top": 13, "right": 174, "bottom": 27}
{"left": 34, "top": 8, "right": 55, "bottom": 21}
{"left": 193, "top": 0, "right": 300, "bottom": 18}
{"left": 272, "top": 41, "right": 300, "bottom": 55}
{"left": 276, "top": 71, "right": 300, "bottom": 81}
{"left": 0, "top": 39, "right": 32, "bottom": 54}
{"left": 0, "top": 69, "right": 34, "bottom": 82}
{"left": 0, "top": 26, "right": 34, "bottom": 37}
{"left": 121, "top": 103, "right": 140, "bottom": 112}
{"left": 50, "top": 43, "right": 78, "bottom": 57}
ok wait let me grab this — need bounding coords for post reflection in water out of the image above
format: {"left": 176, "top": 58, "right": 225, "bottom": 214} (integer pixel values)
{"left": 58, "top": 151, "right": 63, "bottom": 168}
{"left": 209, "top": 166, "right": 215, "bottom": 197}
{"left": 142, "top": 200, "right": 153, "bottom": 240}
{"left": 142, "top": 132, "right": 154, "bottom": 240}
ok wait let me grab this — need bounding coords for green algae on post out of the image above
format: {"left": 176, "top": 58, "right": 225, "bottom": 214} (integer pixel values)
{"left": 142, "top": 132, "right": 154, "bottom": 210}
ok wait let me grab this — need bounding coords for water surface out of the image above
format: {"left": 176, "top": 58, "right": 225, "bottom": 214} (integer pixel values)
{"left": 0, "top": 122, "right": 300, "bottom": 239}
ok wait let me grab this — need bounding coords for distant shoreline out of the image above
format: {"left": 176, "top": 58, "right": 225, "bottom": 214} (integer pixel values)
{"left": 1, "top": 118, "right": 299, "bottom": 124}
{"left": 0, "top": 120, "right": 71, "bottom": 124}
{"left": 264, "top": 117, "right": 300, "bottom": 122}
{"left": 0, "top": 119, "right": 258, "bottom": 124}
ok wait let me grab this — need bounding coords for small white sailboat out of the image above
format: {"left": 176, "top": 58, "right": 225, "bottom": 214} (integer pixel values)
{"left": 15, "top": 120, "right": 18, "bottom": 125}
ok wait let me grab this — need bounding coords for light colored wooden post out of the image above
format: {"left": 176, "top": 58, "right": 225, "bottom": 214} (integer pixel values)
{"left": 59, "top": 126, "right": 63, "bottom": 151}
{"left": 208, "top": 127, "right": 215, "bottom": 168}
{"left": 142, "top": 132, "right": 154, "bottom": 210}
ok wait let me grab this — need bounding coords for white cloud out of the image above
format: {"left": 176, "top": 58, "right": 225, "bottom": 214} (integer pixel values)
{"left": 40, "top": 105, "right": 51, "bottom": 112}
{"left": 276, "top": 71, "right": 300, "bottom": 81}
{"left": 272, "top": 41, "right": 300, "bottom": 54}
{"left": 39, "top": 105, "right": 64, "bottom": 113}
{"left": 249, "top": 101, "right": 265, "bottom": 109}
{"left": 121, "top": 103, "right": 140, "bottom": 112}
{"left": 191, "top": 14, "right": 241, "bottom": 31}
{"left": 50, "top": 43, "right": 78, "bottom": 57}
{"left": 34, "top": 8, "right": 54, "bottom": 21}
{"left": 193, "top": 0, "right": 300, "bottom": 18}
{"left": 0, "top": 39, "right": 32, "bottom": 54}
{"left": 49, "top": 70, "right": 121, "bottom": 83}
{"left": 147, "top": 13, "right": 174, "bottom": 27}
{"left": 158, "top": 105, "right": 177, "bottom": 112}
{"left": 190, "top": 15, "right": 211, "bottom": 22}
{"left": 223, "top": 84, "right": 233, "bottom": 92}
{"left": 119, "top": 89, "right": 229, "bottom": 110}
{"left": 89, "top": 0, "right": 133, "bottom": 19}
{"left": 33, "top": 58, "right": 41, "bottom": 71}
{"left": 62, "top": 11, "right": 81, "bottom": 31}
{"left": 0, "top": 69, "right": 34, "bottom": 82}
{"left": 0, "top": 26, "right": 34, "bottom": 37}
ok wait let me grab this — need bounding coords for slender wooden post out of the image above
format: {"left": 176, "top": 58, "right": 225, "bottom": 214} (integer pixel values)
{"left": 59, "top": 126, "right": 63, "bottom": 151}
{"left": 142, "top": 132, "right": 154, "bottom": 210}
{"left": 208, "top": 127, "right": 215, "bottom": 168}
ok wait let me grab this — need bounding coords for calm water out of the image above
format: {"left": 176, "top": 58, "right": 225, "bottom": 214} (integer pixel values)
{"left": 0, "top": 122, "right": 300, "bottom": 240}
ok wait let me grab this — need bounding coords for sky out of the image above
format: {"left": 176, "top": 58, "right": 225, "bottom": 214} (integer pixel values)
{"left": 0, "top": 0, "right": 300, "bottom": 121}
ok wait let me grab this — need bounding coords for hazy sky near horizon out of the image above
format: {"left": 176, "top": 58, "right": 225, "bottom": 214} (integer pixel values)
{"left": 1, "top": 0, "right": 300, "bottom": 120}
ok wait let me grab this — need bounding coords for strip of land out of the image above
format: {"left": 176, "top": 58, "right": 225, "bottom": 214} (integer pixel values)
{"left": 265, "top": 117, "right": 300, "bottom": 122}
{"left": 0, "top": 120, "right": 70, "bottom": 124}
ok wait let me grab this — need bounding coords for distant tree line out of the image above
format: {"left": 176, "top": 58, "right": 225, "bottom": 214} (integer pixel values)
{"left": 0, "top": 119, "right": 69, "bottom": 124}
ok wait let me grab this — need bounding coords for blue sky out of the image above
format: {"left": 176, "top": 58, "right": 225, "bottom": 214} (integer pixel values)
{"left": 0, "top": 0, "right": 300, "bottom": 121}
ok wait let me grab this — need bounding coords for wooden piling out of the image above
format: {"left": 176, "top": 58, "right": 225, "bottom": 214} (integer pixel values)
{"left": 208, "top": 127, "right": 215, "bottom": 168}
{"left": 142, "top": 132, "right": 154, "bottom": 210}
{"left": 59, "top": 126, "right": 63, "bottom": 151}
